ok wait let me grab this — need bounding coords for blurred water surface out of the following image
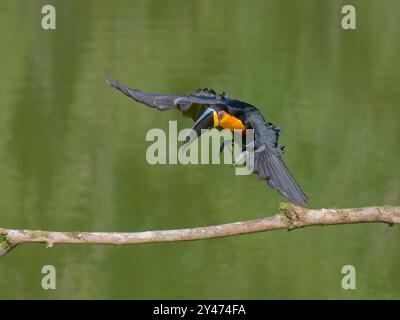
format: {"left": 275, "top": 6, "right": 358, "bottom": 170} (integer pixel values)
{"left": 0, "top": 0, "right": 399, "bottom": 298}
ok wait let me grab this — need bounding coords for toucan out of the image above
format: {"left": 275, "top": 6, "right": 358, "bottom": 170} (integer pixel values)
{"left": 106, "top": 77, "right": 308, "bottom": 206}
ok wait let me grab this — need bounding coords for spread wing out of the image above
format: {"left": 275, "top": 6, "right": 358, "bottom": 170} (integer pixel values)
{"left": 248, "top": 112, "right": 308, "bottom": 206}
{"left": 106, "top": 76, "right": 226, "bottom": 121}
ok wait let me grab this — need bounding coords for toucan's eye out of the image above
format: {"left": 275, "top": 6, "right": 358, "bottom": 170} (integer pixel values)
{"left": 219, "top": 112, "right": 225, "bottom": 119}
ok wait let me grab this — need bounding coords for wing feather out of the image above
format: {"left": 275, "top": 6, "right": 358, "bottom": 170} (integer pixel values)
{"left": 249, "top": 114, "right": 308, "bottom": 206}
{"left": 106, "top": 77, "right": 224, "bottom": 118}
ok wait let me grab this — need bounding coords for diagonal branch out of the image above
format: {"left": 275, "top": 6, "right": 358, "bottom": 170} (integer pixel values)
{"left": 1, "top": 204, "right": 399, "bottom": 257}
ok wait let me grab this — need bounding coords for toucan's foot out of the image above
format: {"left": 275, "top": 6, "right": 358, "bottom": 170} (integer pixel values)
{"left": 231, "top": 141, "right": 255, "bottom": 167}
{"left": 232, "top": 150, "right": 250, "bottom": 167}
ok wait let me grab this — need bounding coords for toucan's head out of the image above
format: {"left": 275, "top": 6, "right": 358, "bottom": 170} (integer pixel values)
{"left": 182, "top": 107, "right": 245, "bottom": 149}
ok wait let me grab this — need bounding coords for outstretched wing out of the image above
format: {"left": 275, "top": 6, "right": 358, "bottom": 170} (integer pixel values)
{"left": 248, "top": 112, "right": 308, "bottom": 206}
{"left": 106, "top": 76, "right": 226, "bottom": 120}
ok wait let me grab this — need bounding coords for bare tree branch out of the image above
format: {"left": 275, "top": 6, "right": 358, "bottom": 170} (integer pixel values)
{"left": 1, "top": 204, "right": 399, "bottom": 256}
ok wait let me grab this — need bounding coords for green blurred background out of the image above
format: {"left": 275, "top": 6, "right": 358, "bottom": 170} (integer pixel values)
{"left": 0, "top": 0, "right": 399, "bottom": 299}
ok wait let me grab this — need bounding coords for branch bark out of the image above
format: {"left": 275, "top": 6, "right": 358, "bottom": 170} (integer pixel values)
{"left": 1, "top": 204, "right": 399, "bottom": 256}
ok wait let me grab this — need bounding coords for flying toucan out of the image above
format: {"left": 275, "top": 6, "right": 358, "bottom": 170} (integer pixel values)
{"left": 106, "top": 77, "right": 308, "bottom": 206}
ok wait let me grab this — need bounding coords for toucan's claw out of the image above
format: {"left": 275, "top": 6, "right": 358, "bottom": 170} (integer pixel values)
{"left": 231, "top": 141, "right": 255, "bottom": 167}
{"left": 232, "top": 150, "right": 250, "bottom": 167}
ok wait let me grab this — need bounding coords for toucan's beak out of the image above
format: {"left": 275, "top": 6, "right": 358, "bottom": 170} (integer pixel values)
{"left": 182, "top": 108, "right": 218, "bottom": 150}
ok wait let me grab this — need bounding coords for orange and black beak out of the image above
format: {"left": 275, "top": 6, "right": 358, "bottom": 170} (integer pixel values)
{"left": 182, "top": 108, "right": 219, "bottom": 150}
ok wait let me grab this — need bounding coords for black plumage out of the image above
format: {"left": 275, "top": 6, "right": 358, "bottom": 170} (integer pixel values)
{"left": 106, "top": 77, "right": 308, "bottom": 206}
